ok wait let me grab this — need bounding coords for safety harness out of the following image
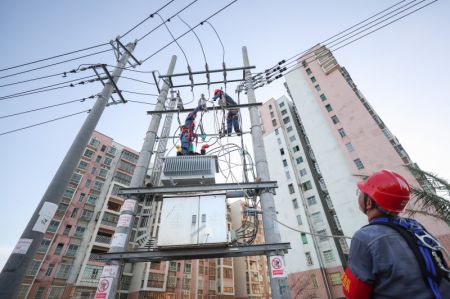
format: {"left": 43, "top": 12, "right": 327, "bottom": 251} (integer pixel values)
{"left": 369, "top": 217, "right": 450, "bottom": 299}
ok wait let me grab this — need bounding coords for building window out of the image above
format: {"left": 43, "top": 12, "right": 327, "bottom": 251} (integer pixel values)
{"left": 85, "top": 179, "right": 92, "bottom": 188}
{"left": 272, "top": 119, "right": 278, "bottom": 127}
{"left": 282, "top": 159, "right": 288, "bottom": 167}
{"left": 56, "top": 264, "right": 71, "bottom": 279}
{"left": 93, "top": 180, "right": 104, "bottom": 191}
{"left": 63, "top": 225, "right": 72, "bottom": 236}
{"left": 354, "top": 158, "right": 365, "bottom": 170}
{"left": 296, "top": 157, "right": 303, "bottom": 164}
{"left": 292, "top": 198, "right": 299, "bottom": 209}
{"left": 293, "top": 145, "right": 300, "bottom": 152}
{"left": 280, "top": 148, "right": 285, "bottom": 155}
{"left": 331, "top": 115, "right": 339, "bottom": 124}
{"left": 301, "top": 233, "right": 308, "bottom": 244}
{"left": 45, "top": 264, "right": 55, "bottom": 276}
{"left": 113, "top": 172, "right": 132, "bottom": 185}
{"left": 121, "top": 151, "right": 139, "bottom": 164}
{"left": 184, "top": 263, "right": 192, "bottom": 274}
{"left": 311, "top": 212, "right": 322, "bottom": 223}
{"left": 286, "top": 126, "right": 293, "bottom": 132}
{"left": 87, "top": 195, "right": 97, "bottom": 205}
{"left": 83, "top": 149, "right": 94, "bottom": 159}
{"left": 98, "top": 168, "right": 108, "bottom": 178}
{"left": 270, "top": 111, "right": 275, "bottom": 118}
{"left": 301, "top": 181, "right": 313, "bottom": 191}
{"left": 100, "top": 145, "right": 107, "bottom": 152}
{"left": 317, "top": 229, "right": 328, "bottom": 242}
{"left": 288, "top": 184, "right": 295, "bottom": 194}
{"left": 63, "top": 188, "right": 75, "bottom": 199}
{"left": 289, "top": 135, "right": 296, "bottom": 142}
{"left": 307, "top": 196, "right": 317, "bottom": 205}
{"left": 311, "top": 274, "right": 319, "bottom": 288}
{"left": 338, "top": 128, "right": 346, "bottom": 137}
{"left": 91, "top": 167, "right": 97, "bottom": 175}
{"left": 54, "top": 243, "right": 64, "bottom": 255}
{"left": 283, "top": 117, "right": 290, "bottom": 124}
{"left": 310, "top": 76, "right": 316, "bottom": 83}
{"left": 89, "top": 138, "right": 100, "bottom": 148}
{"left": 315, "top": 84, "right": 321, "bottom": 92}
{"left": 275, "top": 128, "right": 279, "bottom": 135}
{"left": 305, "top": 68, "right": 312, "bottom": 75}
{"left": 320, "top": 94, "right": 327, "bottom": 101}
{"left": 34, "top": 287, "right": 45, "bottom": 299}
{"left": 325, "top": 104, "right": 332, "bottom": 112}
{"left": 281, "top": 109, "right": 288, "bottom": 116}
{"left": 285, "top": 171, "right": 291, "bottom": 180}
{"left": 329, "top": 272, "right": 342, "bottom": 285}
{"left": 300, "top": 168, "right": 307, "bottom": 177}
{"left": 296, "top": 215, "right": 302, "bottom": 225}
{"left": 305, "top": 252, "right": 313, "bottom": 266}
{"left": 345, "top": 142, "right": 355, "bottom": 152}
{"left": 74, "top": 226, "right": 85, "bottom": 238}
{"left": 78, "top": 193, "right": 86, "bottom": 203}
{"left": 70, "top": 208, "right": 78, "bottom": 218}
{"left": 37, "top": 239, "right": 51, "bottom": 253}
{"left": 269, "top": 104, "right": 272, "bottom": 110}
{"left": 65, "top": 244, "right": 79, "bottom": 257}
{"left": 277, "top": 138, "right": 282, "bottom": 145}
{"left": 95, "top": 155, "right": 102, "bottom": 163}
{"left": 47, "top": 220, "right": 59, "bottom": 232}
{"left": 104, "top": 157, "right": 112, "bottom": 166}
{"left": 78, "top": 160, "right": 88, "bottom": 170}
{"left": 279, "top": 102, "right": 285, "bottom": 108}
{"left": 27, "top": 260, "right": 41, "bottom": 276}
{"left": 323, "top": 250, "right": 335, "bottom": 263}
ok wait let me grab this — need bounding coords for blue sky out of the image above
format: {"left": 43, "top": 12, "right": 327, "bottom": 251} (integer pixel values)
{"left": 1, "top": 0, "right": 449, "bottom": 270}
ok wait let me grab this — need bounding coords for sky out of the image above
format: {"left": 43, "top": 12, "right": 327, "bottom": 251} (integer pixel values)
{"left": 0, "top": 0, "right": 449, "bottom": 271}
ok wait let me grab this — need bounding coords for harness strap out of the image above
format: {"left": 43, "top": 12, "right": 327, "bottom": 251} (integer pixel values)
{"left": 369, "top": 218, "right": 444, "bottom": 299}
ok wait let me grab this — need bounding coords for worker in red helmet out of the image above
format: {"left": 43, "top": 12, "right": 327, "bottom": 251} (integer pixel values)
{"left": 180, "top": 105, "right": 201, "bottom": 156}
{"left": 342, "top": 169, "right": 450, "bottom": 299}
{"left": 213, "top": 89, "right": 241, "bottom": 136}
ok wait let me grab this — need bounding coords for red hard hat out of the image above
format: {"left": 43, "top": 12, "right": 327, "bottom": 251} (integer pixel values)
{"left": 357, "top": 169, "right": 410, "bottom": 213}
{"left": 214, "top": 89, "right": 222, "bottom": 95}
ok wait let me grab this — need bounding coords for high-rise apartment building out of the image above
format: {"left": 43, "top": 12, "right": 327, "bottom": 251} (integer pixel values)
{"left": 19, "top": 131, "right": 140, "bottom": 299}
{"left": 259, "top": 45, "right": 450, "bottom": 298}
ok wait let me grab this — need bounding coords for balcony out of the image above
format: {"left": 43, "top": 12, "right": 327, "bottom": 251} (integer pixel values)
{"left": 95, "top": 234, "right": 112, "bottom": 245}
{"left": 101, "top": 218, "right": 118, "bottom": 227}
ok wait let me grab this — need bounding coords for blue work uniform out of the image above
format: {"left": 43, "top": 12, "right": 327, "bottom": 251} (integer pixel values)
{"left": 346, "top": 220, "right": 450, "bottom": 299}
{"left": 213, "top": 92, "right": 240, "bottom": 134}
{"left": 180, "top": 106, "right": 200, "bottom": 155}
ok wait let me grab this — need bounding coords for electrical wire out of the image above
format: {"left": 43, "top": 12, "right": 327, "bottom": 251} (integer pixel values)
{"left": 202, "top": 20, "right": 225, "bottom": 64}
{"left": 120, "top": 0, "right": 176, "bottom": 39}
{"left": 177, "top": 15, "right": 207, "bottom": 64}
{"left": 141, "top": 0, "right": 238, "bottom": 63}
{"left": 0, "top": 109, "right": 91, "bottom": 137}
{"left": 120, "top": 76, "right": 156, "bottom": 85}
{"left": 0, "top": 0, "right": 177, "bottom": 76}
{"left": 121, "top": 90, "right": 159, "bottom": 97}
{"left": 137, "top": 0, "right": 200, "bottom": 42}
{"left": 0, "top": 74, "right": 102, "bottom": 101}
{"left": 0, "top": 95, "right": 97, "bottom": 119}
{"left": 126, "top": 99, "right": 158, "bottom": 105}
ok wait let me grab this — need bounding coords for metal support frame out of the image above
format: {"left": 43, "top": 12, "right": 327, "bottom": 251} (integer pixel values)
{"left": 92, "top": 66, "right": 118, "bottom": 104}
{"left": 116, "top": 38, "right": 141, "bottom": 67}
{"left": 97, "top": 243, "right": 291, "bottom": 263}
{"left": 147, "top": 102, "right": 262, "bottom": 115}
{"left": 158, "top": 65, "right": 255, "bottom": 88}
{"left": 101, "top": 65, "right": 127, "bottom": 103}
{"left": 117, "top": 181, "right": 278, "bottom": 196}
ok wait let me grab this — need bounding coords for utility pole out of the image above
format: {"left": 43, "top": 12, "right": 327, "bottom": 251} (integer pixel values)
{"left": 0, "top": 42, "right": 137, "bottom": 299}
{"left": 242, "top": 46, "right": 291, "bottom": 299}
{"left": 94, "top": 55, "right": 177, "bottom": 299}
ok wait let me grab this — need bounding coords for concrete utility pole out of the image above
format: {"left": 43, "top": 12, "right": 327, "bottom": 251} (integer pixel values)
{"left": 242, "top": 46, "right": 291, "bottom": 299}
{"left": 95, "top": 55, "right": 177, "bottom": 299}
{"left": 0, "top": 42, "right": 137, "bottom": 299}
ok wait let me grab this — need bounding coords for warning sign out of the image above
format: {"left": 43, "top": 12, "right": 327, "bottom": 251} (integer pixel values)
{"left": 270, "top": 255, "right": 287, "bottom": 278}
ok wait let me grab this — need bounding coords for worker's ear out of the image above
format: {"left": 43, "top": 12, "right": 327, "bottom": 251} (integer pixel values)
{"left": 366, "top": 197, "right": 375, "bottom": 209}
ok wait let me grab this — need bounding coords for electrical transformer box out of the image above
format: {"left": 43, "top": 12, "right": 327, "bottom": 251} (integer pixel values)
{"left": 160, "top": 155, "right": 218, "bottom": 186}
{"left": 157, "top": 195, "right": 228, "bottom": 248}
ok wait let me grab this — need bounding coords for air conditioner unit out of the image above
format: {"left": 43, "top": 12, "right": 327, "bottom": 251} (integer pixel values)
{"left": 160, "top": 155, "right": 218, "bottom": 186}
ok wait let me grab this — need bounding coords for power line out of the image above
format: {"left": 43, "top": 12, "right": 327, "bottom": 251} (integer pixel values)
{"left": 0, "top": 49, "right": 112, "bottom": 81}
{"left": 121, "top": 76, "right": 156, "bottom": 85}
{"left": 0, "top": 74, "right": 102, "bottom": 101}
{"left": 141, "top": 0, "right": 239, "bottom": 63}
{"left": 121, "top": 90, "right": 159, "bottom": 96}
{"left": 137, "top": 0, "right": 200, "bottom": 42}
{"left": 0, "top": 109, "right": 90, "bottom": 137}
{"left": 0, "top": 0, "right": 177, "bottom": 75}
{"left": 121, "top": 0, "right": 176, "bottom": 39}
{"left": 0, "top": 95, "right": 97, "bottom": 119}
